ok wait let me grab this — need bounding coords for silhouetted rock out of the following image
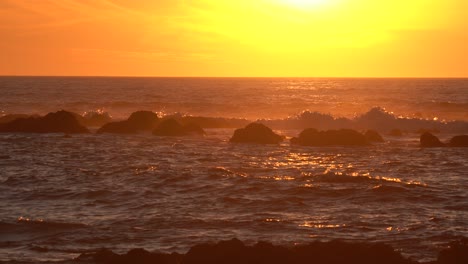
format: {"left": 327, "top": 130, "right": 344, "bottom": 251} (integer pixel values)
{"left": 74, "top": 238, "right": 468, "bottom": 264}
{"left": 127, "top": 111, "right": 159, "bottom": 130}
{"left": 97, "top": 121, "right": 134, "bottom": 134}
{"left": 90, "top": 249, "right": 119, "bottom": 263}
{"left": 365, "top": 130, "right": 385, "bottom": 142}
{"left": 153, "top": 119, "right": 184, "bottom": 136}
{"left": 420, "top": 132, "right": 445, "bottom": 148}
{"left": 0, "top": 110, "right": 89, "bottom": 134}
{"left": 291, "top": 128, "right": 369, "bottom": 146}
{"left": 97, "top": 111, "right": 158, "bottom": 134}
{"left": 437, "top": 238, "right": 468, "bottom": 264}
{"left": 81, "top": 111, "right": 113, "bottom": 127}
{"left": 260, "top": 111, "right": 354, "bottom": 130}
{"left": 63, "top": 111, "right": 112, "bottom": 128}
{"left": 76, "top": 248, "right": 180, "bottom": 264}
{"left": 292, "top": 240, "right": 412, "bottom": 264}
{"left": 229, "top": 123, "right": 283, "bottom": 144}
{"left": 183, "top": 238, "right": 247, "bottom": 264}
{"left": 0, "top": 114, "right": 33, "bottom": 124}
{"left": 259, "top": 107, "right": 468, "bottom": 133}
{"left": 182, "top": 239, "right": 412, "bottom": 264}
{"left": 448, "top": 135, "right": 468, "bottom": 147}
{"left": 251, "top": 241, "right": 291, "bottom": 264}
{"left": 152, "top": 119, "right": 205, "bottom": 136}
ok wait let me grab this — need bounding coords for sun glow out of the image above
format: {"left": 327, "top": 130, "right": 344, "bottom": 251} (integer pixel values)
{"left": 1, "top": 0, "right": 466, "bottom": 77}
{"left": 183, "top": 0, "right": 451, "bottom": 54}
{"left": 278, "top": 0, "right": 333, "bottom": 8}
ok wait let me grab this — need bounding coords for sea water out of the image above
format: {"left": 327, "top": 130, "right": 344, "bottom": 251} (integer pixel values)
{"left": 0, "top": 77, "right": 467, "bottom": 262}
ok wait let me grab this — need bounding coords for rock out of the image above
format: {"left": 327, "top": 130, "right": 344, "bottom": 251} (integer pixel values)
{"left": 183, "top": 238, "right": 247, "bottom": 264}
{"left": 291, "top": 240, "right": 411, "bottom": 264}
{"left": 229, "top": 123, "right": 283, "bottom": 144}
{"left": 127, "top": 111, "right": 159, "bottom": 130}
{"left": 152, "top": 119, "right": 184, "bottom": 136}
{"left": 448, "top": 135, "right": 468, "bottom": 147}
{"left": 94, "top": 249, "right": 120, "bottom": 263}
{"left": 152, "top": 119, "right": 205, "bottom": 136}
{"left": 77, "top": 238, "right": 465, "bottom": 264}
{"left": 59, "top": 111, "right": 111, "bottom": 128}
{"left": 76, "top": 248, "right": 180, "bottom": 264}
{"left": 182, "top": 239, "right": 411, "bottom": 264}
{"left": 364, "top": 130, "right": 385, "bottom": 142}
{"left": 291, "top": 128, "right": 369, "bottom": 146}
{"left": 81, "top": 110, "right": 113, "bottom": 127}
{"left": 97, "top": 111, "right": 158, "bottom": 134}
{"left": 421, "top": 133, "right": 468, "bottom": 148}
{"left": 0, "top": 110, "right": 89, "bottom": 134}
{"left": 0, "top": 114, "right": 33, "bottom": 124}
{"left": 437, "top": 238, "right": 468, "bottom": 264}
{"left": 97, "top": 121, "right": 136, "bottom": 134}
{"left": 420, "top": 132, "right": 445, "bottom": 147}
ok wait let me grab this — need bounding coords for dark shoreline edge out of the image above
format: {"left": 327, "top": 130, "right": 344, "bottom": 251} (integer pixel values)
{"left": 2, "top": 238, "right": 466, "bottom": 264}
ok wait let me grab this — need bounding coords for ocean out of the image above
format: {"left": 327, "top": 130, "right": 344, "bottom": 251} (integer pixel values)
{"left": 0, "top": 77, "right": 467, "bottom": 263}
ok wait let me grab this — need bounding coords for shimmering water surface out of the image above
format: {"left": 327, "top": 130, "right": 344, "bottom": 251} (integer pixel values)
{"left": 1, "top": 77, "right": 467, "bottom": 121}
{"left": 0, "top": 77, "right": 467, "bottom": 262}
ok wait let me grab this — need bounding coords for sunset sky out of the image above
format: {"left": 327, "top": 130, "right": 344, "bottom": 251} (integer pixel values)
{"left": 1, "top": 0, "right": 467, "bottom": 77}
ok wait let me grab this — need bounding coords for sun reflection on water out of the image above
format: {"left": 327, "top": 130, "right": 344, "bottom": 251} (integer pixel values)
{"left": 300, "top": 222, "right": 345, "bottom": 229}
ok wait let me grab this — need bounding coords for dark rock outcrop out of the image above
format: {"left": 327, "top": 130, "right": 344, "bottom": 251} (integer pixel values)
{"left": 127, "top": 111, "right": 159, "bottom": 130}
{"left": 365, "top": 130, "right": 385, "bottom": 143}
{"left": 80, "top": 111, "right": 113, "bottom": 127}
{"left": 0, "top": 110, "right": 89, "bottom": 134}
{"left": 259, "top": 107, "right": 468, "bottom": 133}
{"left": 290, "top": 240, "right": 411, "bottom": 264}
{"left": 229, "top": 123, "right": 283, "bottom": 144}
{"left": 77, "top": 239, "right": 414, "bottom": 264}
{"left": 97, "top": 121, "right": 136, "bottom": 134}
{"left": 97, "top": 111, "right": 158, "bottom": 134}
{"left": 75, "top": 238, "right": 468, "bottom": 264}
{"left": 420, "top": 132, "right": 445, "bottom": 148}
{"left": 0, "top": 114, "right": 34, "bottom": 124}
{"left": 76, "top": 248, "right": 181, "bottom": 264}
{"left": 448, "top": 135, "right": 468, "bottom": 147}
{"left": 152, "top": 119, "right": 205, "bottom": 136}
{"left": 437, "top": 238, "right": 468, "bottom": 264}
{"left": 291, "top": 128, "right": 369, "bottom": 146}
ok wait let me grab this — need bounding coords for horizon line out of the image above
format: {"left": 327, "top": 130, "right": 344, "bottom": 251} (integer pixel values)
{"left": 1, "top": 75, "right": 468, "bottom": 79}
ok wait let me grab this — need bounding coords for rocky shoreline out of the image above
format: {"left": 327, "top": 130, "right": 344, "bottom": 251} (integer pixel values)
{"left": 1, "top": 110, "right": 467, "bottom": 148}
{"left": 2, "top": 238, "right": 466, "bottom": 264}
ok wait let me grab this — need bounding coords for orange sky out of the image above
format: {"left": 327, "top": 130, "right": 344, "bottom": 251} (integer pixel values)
{"left": 1, "top": 0, "right": 467, "bottom": 77}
